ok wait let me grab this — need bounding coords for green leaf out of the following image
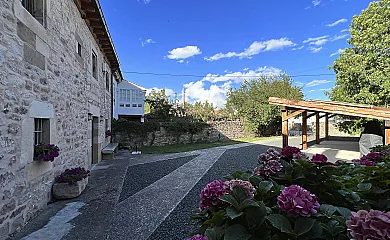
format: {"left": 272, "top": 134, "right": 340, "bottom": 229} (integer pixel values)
{"left": 226, "top": 207, "right": 243, "bottom": 220}
{"left": 336, "top": 207, "right": 352, "bottom": 219}
{"left": 219, "top": 195, "right": 239, "bottom": 209}
{"left": 319, "top": 204, "right": 337, "bottom": 217}
{"left": 266, "top": 214, "right": 292, "bottom": 233}
{"left": 245, "top": 202, "right": 267, "bottom": 230}
{"left": 294, "top": 218, "right": 316, "bottom": 236}
{"left": 224, "top": 224, "right": 251, "bottom": 240}
{"left": 205, "top": 228, "right": 217, "bottom": 240}
{"left": 308, "top": 222, "right": 323, "bottom": 239}
{"left": 258, "top": 181, "right": 273, "bottom": 193}
{"left": 232, "top": 186, "right": 249, "bottom": 204}
{"left": 239, "top": 199, "right": 259, "bottom": 210}
{"left": 357, "top": 183, "right": 372, "bottom": 191}
{"left": 270, "top": 233, "right": 288, "bottom": 240}
{"left": 350, "top": 192, "right": 361, "bottom": 202}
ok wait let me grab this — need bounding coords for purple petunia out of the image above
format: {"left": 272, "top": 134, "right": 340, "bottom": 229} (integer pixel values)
{"left": 188, "top": 234, "right": 208, "bottom": 240}
{"left": 346, "top": 209, "right": 390, "bottom": 240}
{"left": 225, "top": 179, "right": 255, "bottom": 200}
{"left": 199, "top": 180, "right": 228, "bottom": 210}
{"left": 311, "top": 154, "right": 328, "bottom": 163}
{"left": 277, "top": 185, "right": 320, "bottom": 217}
{"left": 254, "top": 160, "right": 283, "bottom": 177}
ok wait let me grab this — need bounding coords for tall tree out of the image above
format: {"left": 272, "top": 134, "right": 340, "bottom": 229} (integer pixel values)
{"left": 226, "top": 74, "right": 303, "bottom": 135}
{"left": 328, "top": 0, "right": 390, "bottom": 106}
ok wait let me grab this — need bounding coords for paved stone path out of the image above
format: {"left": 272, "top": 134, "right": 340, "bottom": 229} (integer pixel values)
{"left": 11, "top": 137, "right": 303, "bottom": 240}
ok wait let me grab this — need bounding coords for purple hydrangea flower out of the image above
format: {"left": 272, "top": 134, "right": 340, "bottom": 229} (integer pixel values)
{"left": 352, "top": 159, "right": 377, "bottom": 166}
{"left": 254, "top": 160, "right": 283, "bottom": 177}
{"left": 199, "top": 180, "right": 228, "bottom": 210}
{"left": 361, "top": 152, "right": 383, "bottom": 162}
{"left": 311, "top": 154, "right": 328, "bottom": 163}
{"left": 188, "top": 234, "right": 208, "bottom": 240}
{"left": 277, "top": 185, "right": 320, "bottom": 216}
{"left": 225, "top": 179, "right": 255, "bottom": 200}
{"left": 281, "top": 146, "right": 301, "bottom": 159}
{"left": 292, "top": 152, "right": 309, "bottom": 161}
{"left": 258, "top": 148, "right": 280, "bottom": 163}
{"left": 346, "top": 209, "right": 390, "bottom": 240}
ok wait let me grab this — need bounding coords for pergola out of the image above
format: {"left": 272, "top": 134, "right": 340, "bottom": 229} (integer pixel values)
{"left": 268, "top": 97, "right": 390, "bottom": 150}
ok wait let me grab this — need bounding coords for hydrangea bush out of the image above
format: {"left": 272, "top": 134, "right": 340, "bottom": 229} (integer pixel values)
{"left": 55, "top": 167, "right": 90, "bottom": 185}
{"left": 189, "top": 145, "right": 390, "bottom": 240}
{"left": 34, "top": 144, "right": 60, "bottom": 162}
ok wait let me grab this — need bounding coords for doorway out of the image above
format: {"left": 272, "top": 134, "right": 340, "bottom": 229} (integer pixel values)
{"left": 91, "top": 117, "right": 99, "bottom": 164}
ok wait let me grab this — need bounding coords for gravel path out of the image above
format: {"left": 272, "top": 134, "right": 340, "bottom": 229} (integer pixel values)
{"left": 118, "top": 155, "right": 197, "bottom": 202}
{"left": 148, "top": 144, "right": 279, "bottom": 240}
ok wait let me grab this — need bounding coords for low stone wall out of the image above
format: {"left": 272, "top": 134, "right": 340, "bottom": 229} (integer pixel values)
{"left": 116, "top": 120, "right": 256, "bottom": 148}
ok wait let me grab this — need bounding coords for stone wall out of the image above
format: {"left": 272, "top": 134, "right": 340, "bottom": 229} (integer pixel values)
{"left": 0, "top": 0, "right": 114, "bottom": 238}
{"left": 116, "top": 120, "right": 256, "bottom": 148}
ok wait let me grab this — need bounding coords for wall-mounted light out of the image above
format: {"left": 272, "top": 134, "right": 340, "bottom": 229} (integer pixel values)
{"left": 88, "top": 113, "right": 93, "bottom": 121}
{"left": 100, "top": 115, "right": 104, "bottom": 122}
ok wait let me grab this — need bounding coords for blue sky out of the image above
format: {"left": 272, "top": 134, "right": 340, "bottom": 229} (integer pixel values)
{"left": 100, "top": 0, "right": 372, "bottom": 108}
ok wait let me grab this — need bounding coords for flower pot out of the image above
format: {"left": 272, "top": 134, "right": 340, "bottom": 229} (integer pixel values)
{"left": 53, "top": 178, "right": 88, "bottom": 200}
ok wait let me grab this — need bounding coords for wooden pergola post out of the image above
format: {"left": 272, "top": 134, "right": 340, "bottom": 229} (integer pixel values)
{"left": 385, "top": 120, "right": 390, "bottom": 145}
{"left": 282, "top": 108, "right": 288, "bottom": 148}
{"left": 302, "top": 110, "right": 308, "bottom": 150}
{"left": 325, "top": 113, "right": 329, "bottom": 140}
{"left": 316, "top": 112, "right": 320, "bottom": 144}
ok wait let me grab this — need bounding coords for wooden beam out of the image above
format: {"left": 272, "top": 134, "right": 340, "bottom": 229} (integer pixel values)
{"left": 325, "top": 113, "right": 329, "bottom": 139}
{"left": 316, "top": 112, "right": 320, "bottom": 144}
{"left": 307, "top": 112, "right": 316, "bottom": 119}
{"left": 283, "top": 110, "right": 305, "bottom": 121}
{"left": 386, "top": 120, "right": 390, "bottom": 145}
{"left": 282, "top": 109, "right": 288, "bottom": 148}
{"left": 302, "top": 110, "right": 308, "bottom": 150}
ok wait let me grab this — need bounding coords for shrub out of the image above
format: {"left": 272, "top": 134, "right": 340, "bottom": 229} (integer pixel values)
{"left": 34, "top": 144, "right": 60, "bottom": 162}
{"left": 189, "top": 146, "right": 390, "bottom": 240}
{"left": 55, "top": 167, "right": 90, "bottom": 185}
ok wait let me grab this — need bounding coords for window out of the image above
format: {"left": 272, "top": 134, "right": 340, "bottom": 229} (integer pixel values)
{"left": 138, "top": 104, "right": 142, "bottom": 108}
{"left": 126, "top": 104, "right": 131, "bottom": 107}
{"left": 132, "top": 104, "right": 137, "bottom": 108}
{"left": 120, "top": 89, "right": 126, "bottom": 101}
{"left": 21, "top": 0, "right": 46, "bottom": 26}
{"left": 126, "top": 90, "right": 131, "bottom": 102}
{"left": 132, "top": 90, "right": 137, "bottom": 102}
{"left": 119, "top": 104, "right": 124, "bottom": 107}
{"left": 92, "top": 50, "right": 97, "bottom": 79}
{"left": 77, "top": 43, "right": 82, "bottom": 57}
{"left": 105, "top": 72, "right": 110, "bottom": 91}
{"left": 34, "top": 118, "right": 49, "bottom": 145}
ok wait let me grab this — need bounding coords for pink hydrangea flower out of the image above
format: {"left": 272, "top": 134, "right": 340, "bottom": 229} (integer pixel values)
{"left": 292, "top": 152, "right": 309, "bottom": 161}
{"left": 254, "top": 160, "right": 282, "bottom": 177}
{"left": 188, "top": 234, "right": 209, "bottom": 240}
{"left": 199, "top": 180, "right": 228, "bottom": 210}
{"left": 346, "top": 209, "right": 390, "bottom": 240}
{"left": 277, "top": 185, "right": 320, "bottom": 217}
{"left": 258, "top": 148, "right": 281, "bottom": 163}
{"left": 311, "top": 154, "right": 328, "bottom": 163}
{"left": 225, "top": 179, "right": 255, "bottom": 200}
{"left": 281, "top": 146, "right": 301, "bottom": 159}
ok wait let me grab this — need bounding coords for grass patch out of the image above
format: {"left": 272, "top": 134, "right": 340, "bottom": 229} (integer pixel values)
{"left": 139, "top": 136, "right": 276, "bottom": 154}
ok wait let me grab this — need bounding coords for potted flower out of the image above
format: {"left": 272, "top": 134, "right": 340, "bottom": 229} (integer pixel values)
{"left": 52, "top": 167, "right": 90, "bottom": 199}
{"left": 106, "top": 130, "right": 112, "bottom": 138}
{"left": 34, "top": 144, "right": 60, "bottom": 162}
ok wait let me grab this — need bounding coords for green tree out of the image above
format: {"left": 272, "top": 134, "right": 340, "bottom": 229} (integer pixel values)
{"left": 185, "top": 101, "right": 215, "bottom": 121}
{"left": 226, "top": 74, "right": 303, "bottom": 135}
{"left": 327, "top": 0, "right": 390, "bottom": 106}
{"left": 145, "top": 89, "right": 173, "bottom": 120}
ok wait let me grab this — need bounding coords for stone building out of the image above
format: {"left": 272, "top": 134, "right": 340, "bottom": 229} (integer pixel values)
{"left": 0, "top": 0, "right": 122, "bottom": 238}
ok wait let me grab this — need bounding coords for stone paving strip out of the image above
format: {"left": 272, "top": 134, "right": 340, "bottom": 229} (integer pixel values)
{"left": 108, "top": 148, "right": 227, "bottom": 240}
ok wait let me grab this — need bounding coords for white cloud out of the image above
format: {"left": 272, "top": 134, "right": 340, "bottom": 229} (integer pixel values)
{"left": 303, "top": 35, "right": 329, "bottom": 44}
{"left": 202, "top": 66, "right": 283, "bottom": 83}
{"left": 178, "top": 60, "right": 184, "bottom": 63}
{"left": 243, "top": 68, "right": 249, "bottom": 71}
{"left": 340, "top": 29, "right": 349, "bottom": 33}
{"left": 204, "top": 38, "right": 295, "bottom": 61}
{"left": 326, "top": 18, "right": 347, "bottom": 27}
{"left": 138, "top": 0, "right": 151, "bottom": 4}
{"left": 141, "top": 38, "right": 155, "bottom": 47}
{"left": 331, "top": 34, "right": 349, "bottom": 41}
{"left": 309, "top": 39, "right": 328, "bottom": 46}
{"left": 183, "top": 81, "right": 232, "bottom": 108}
{"left": 306, "top": 80, "right": 332, "bottom": 87}
{"left": 146, "top": 87, "right": 175, "bottom": 97}
{"left": 330, "top": 48, "right": 345, "bottom": 57}
{"left": 295, "top": 81, "right": 305, "bottom": 87}
{"left": 308, "top": 46, "right": 323, "bottom": 53}
{"left": 312, "top": 0, "right": 321, "bottom": 6}
{"left": 167, "top": 46, "right": 202, "bottom": 60}
{"left": 319, "top": 88, "right": 331, "bottom": 91}
{"left": 304, "top": 6, "right": 311, "bottom": 10}
{"left": 292, "top": 46, "right": 305, "bottom": 51}
{"left": 308, "top": 90, "right": 316, "bottom": 93}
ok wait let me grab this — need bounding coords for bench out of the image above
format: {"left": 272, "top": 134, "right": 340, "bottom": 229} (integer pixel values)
{"left": 102, "top": 143, "right": 119, "bottom": 160}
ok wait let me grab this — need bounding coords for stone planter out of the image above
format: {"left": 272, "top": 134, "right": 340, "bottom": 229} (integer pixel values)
{"left": 53, "top": 178, "right": 88, "bottom": 200}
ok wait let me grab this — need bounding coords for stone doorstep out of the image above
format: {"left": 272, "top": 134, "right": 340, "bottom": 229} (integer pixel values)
{"left": 52, "top": 178, "right": 88, "bottom": 200}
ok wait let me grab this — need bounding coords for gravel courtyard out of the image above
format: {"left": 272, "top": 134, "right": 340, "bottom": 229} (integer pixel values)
{"left": 12, "top": 138, "right": 300, "bottom": 240}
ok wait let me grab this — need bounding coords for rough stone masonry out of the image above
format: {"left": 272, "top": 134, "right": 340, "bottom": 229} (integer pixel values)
{"left": 0, "top": 0, "right": 121, "bottom": 238}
